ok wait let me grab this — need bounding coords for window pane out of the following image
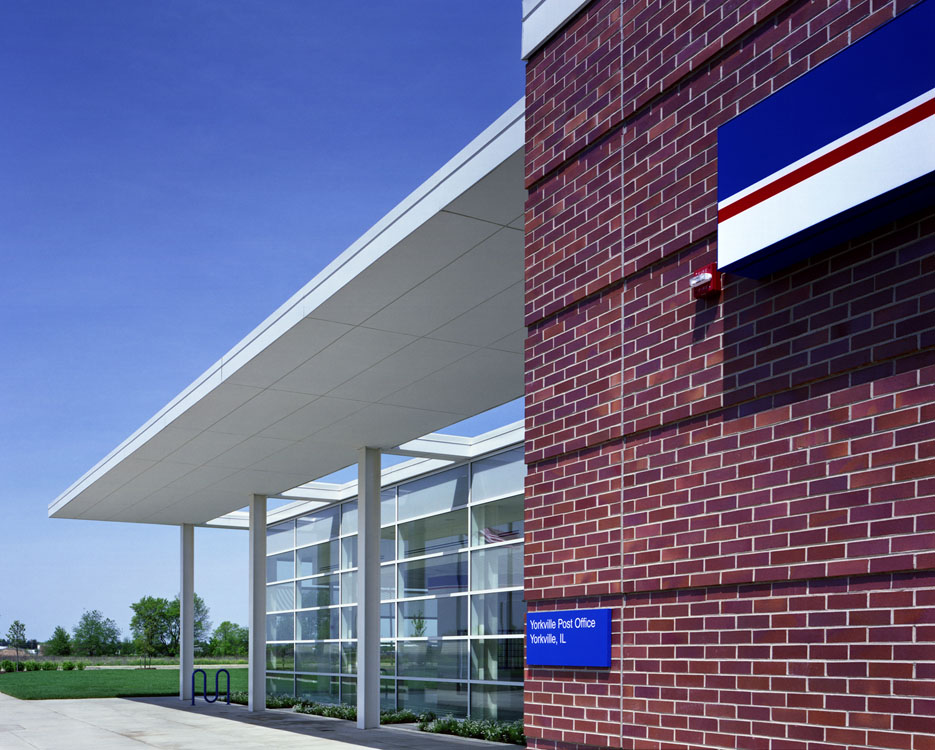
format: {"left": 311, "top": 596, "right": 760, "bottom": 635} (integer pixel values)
{"left": 381, "top": 602, "right": 395, "bottom": 639}
{"left": 470, "top": 639, "right": 524, "bottom": 682}
{"left": 398, "top": 508, "right": 467, "bottom": 558}
{"left": 266, "top": 582, "right": 294, "bottom": 612}
{"left": 341, "top": 572, "right": 357, "bottom": 604}
{"left": 266, "top": 643, "right": 294, "bottom": 671}
{"left": 381, "top": 642, "right": 395, "bottom": 674}
{"left": 398, "top": 597, "right": 467, "bottom": 638}
{"left": 381, "top": 526, "right": 395, "bottom": 562}
{"left": 266, "top": 675, "right": 294, "bottom": 696}
{"left": 297, "top": 575, "right": 339, "bottom": 609}
{"left": 341, "top": 606, "right": 357, "bottom": 639}
{"left": 267, "top": 521, "right": 294, "bottom": 554}
{"left": 471, "top": 546, "right": 522, "bottom": 591}
{"left": 295, "top": 642, "right": 340, "bottom": 673}
{"left": 296, "top": 506, "right": 340, "bottom": 546}
{"left": 342, "top": 501, "right": 358, "bottom": 535}
{"left": 297, "top": 675, "right": 339, "bottom": 704}
{"left": 296, "top": 608, "right": 339, "bottom": 641}
{"left": 397, "top": 465, "right": 468, "bottom": 521}
{"left": 398, "top": 640, "right": 468, "bottom": 680}
{"left": 381, "top": 564, "right": 395, "bottom": 600}
{"left": 341, "top": 677, "right": 356, "bottom": 706}
{"left": 398, "top": 679, "right": 467, "bottom": 718}
{"left": 297, "top": 540, "right": 339, "bottom": 577}
{"left": 399, "top": 553, "right": 467, "bottom": 598}
{"left": 341, "top": 642, "right": 357, "bottom": 674}
{"left": 470, "top": 683, "right": 523, "bottom": 721}
{"left": 471, "top": 448, "right": 524, "bottom": 502}
{"left": 341, "top": 537, "right": 357, "bottom": 569}
{"left": 381, "top": 678, "right": 396, "bottom": 712}
{"left": 471, "top": 495, "right": 523, "bottom": 546}
{"left": 341, "top": 641, "right": 395, "bottom": 676}
{"left": 381, "top": 488, "right": 395, "bottom": 525}
{"left": 266, "top": 612, "right": 293, "bottom": 641}
{"left": 471, "top": 591, "right": 526, "bottom": 635}
{"left": 266, "top": 551, "right": 294, "bottom": 583}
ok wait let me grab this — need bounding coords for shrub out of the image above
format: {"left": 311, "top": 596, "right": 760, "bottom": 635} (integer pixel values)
{"left": 40, "top": 662, "right": 58, "bottom": 671}
{"left": 62, "top": 661, "right": 75, "bottom": 671}
{"left": 265, "top": 693, "right": 299, "bottom": 709}
{"left": 227, "top": 692, "right": 298, "bottom": 709}
{"left": 0, "top": 660, "right": 13, "bottom": 673}
{"left": 380, "top": 708, "right": 421, "bottom": 724}
{"left": 294, "top": 701, "right": 357, "bottom": 720}
{"left": 419, "top": 715, "right": 525, "bottom": 745}
{"left": 24, "top": 661, "right": 39, "bottom": 672}
{"left": 75, "top": 662, "right": 87, "bottom": 671}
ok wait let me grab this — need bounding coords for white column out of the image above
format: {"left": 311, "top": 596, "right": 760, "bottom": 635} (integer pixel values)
{"left": 179, "top": 524, "right": 194, "bottom": 701}
{"left": 357, "top": 447, "right": 381, "bottom": 729}
{"left": 248, "top": 494, "right": 267, "bottom": 712}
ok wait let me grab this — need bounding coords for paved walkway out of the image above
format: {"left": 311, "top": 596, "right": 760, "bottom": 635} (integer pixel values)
{"left": 0, "top": 693, "right": 499, "bottom": 750}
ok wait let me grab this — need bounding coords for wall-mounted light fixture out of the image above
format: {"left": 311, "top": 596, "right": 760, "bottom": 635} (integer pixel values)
{"left": 689, "top": 263, "right": 721, "bottom": 299}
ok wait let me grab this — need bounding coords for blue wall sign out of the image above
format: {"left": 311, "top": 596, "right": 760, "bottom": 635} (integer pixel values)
{"left": 526, "top": 608, "right": 612, "bottom": 668}
{"left": 718, "top": 0, "right": 935, "bottom": 277}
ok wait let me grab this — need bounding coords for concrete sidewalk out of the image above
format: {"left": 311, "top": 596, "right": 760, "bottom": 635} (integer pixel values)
{"left": 0, "top": 693, "right": 505, "bottom": 749}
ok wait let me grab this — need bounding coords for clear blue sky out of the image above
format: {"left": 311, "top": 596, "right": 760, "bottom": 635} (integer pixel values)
{"left": 0, "top": 1, "right": 524, "bottom": 642}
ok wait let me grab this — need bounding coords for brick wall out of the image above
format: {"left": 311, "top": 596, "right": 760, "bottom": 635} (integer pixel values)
{"left": 525, "top": 1, "right": 625, "bottom": 747}
{"left": 524, "top": 1, "right": 934, "bottom": 749}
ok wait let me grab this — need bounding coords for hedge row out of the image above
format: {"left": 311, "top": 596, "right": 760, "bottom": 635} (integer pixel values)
{"left": 0, "top": 660, "right": 87, "bottom": 672}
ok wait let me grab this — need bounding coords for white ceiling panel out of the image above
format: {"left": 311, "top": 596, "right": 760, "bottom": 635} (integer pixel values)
{"left": 382, "top": 348, "right": 522, "bottom": 415}
{"left": 107, "top": 487, "right": 181, "bottom": 523}
{"left": 223, "top": 318, "right": 352, "bottom": 388}
{"left": 207, "top": 435, "right": 295, "bottom": 469}
{"left": 328, "top": 338, "right": 476, "bottom": 402}
{"left": 162, "top": 464, "right": 238, "bottom": 495}
{"left": 319, "top": 403, "right": 465, "bottom": 449}
{"left": 273, "top": 327, "right": 415, "bottom": 396}
{"left": 129, "top": 427, "right": 201, "bottom": 462}
{"left": 490, "top": 327, "right": 526, "bottom": 353}
{"left": 363, "top": 227, "right": 522, "bottom": 336}
{"left": 207, "top": 469, "right": 312, "bottom": 498}
{"left": 121, "top": 460, "right": 201, "bottom": 492}
{"left": 443, "top": 150, "right": 526, "bottom": 226}
{"left": 164, "top": 430, "right": 245, "bottom": 466}
{"left": 51, "top": 457, "right": 156, "bottom": 517}
{"left": 247, "top": 438, "right": 358, "bottom": 477}
{"left": 210, "top": 388, "right": 316, "bottom": 436}
{"left": 310, "top": 212, "right": 501, "bottom": 326}
{"left": 428, "top": 282, "right": 524, "bottom": 347}
{"left": 168, "top": 383, "right": 262, "bottom": 432}
{"left": 259, "top": 397, "right": 367, "bottom": 441}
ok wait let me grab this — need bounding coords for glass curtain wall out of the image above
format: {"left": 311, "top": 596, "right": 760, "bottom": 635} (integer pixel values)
{"left": 265, "top": 446, "right": 525, "bottom": 720}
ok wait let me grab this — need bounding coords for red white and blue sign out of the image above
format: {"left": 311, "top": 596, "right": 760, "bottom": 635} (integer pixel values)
{"left": 718, "top": 0, "right": 935, "bottom": 277}
{"left": 526, "top": 608, "right": 612, "bottom": 668}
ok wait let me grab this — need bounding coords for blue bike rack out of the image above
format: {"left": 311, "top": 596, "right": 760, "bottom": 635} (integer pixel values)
{"left": 191, "top": 669, "right": 230, "bottom": 706}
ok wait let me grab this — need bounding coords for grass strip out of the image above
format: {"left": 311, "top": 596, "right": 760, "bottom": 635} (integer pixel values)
{"left": 0, "top": 668, "right": 247, "bottom": 700}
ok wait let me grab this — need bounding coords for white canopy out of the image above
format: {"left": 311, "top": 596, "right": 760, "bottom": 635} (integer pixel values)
{"left": 50, "top": 101, "right": 525, "bottom": 526}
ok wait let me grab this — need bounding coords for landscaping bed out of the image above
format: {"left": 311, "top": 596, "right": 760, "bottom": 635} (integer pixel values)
{"left": 229, "top": 692, "right": 525, "bottom": 745}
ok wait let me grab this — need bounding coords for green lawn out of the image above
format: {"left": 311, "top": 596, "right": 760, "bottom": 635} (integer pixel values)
{"left": 0, "top": 668, "right": 247, "bottom": 700}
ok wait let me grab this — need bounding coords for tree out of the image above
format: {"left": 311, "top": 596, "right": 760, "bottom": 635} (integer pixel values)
{"left": 166, "top": 594, "right": 211, "bottom": 653}
{"left": 6, "top": 621, "right": 26, "bottom": 670}
{"left": 206, "top": 621, "right": 248, "bottom": 657}
{"left": 72, "top": 610, "right": 120, "bottom": 656}
{"left": 45, "top": 626, "right": 72, "bottom": 656}
{"left": 130, "top": 593, "right": 210, "bottom": 657}
{"left": 130, "top": 596, "right": 173, "bottom": 657}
